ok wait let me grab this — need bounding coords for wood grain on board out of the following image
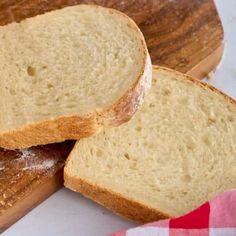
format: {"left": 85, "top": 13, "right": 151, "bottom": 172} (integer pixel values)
{"left": 0, "top": 0, "right": 224, "bottom": 233}
{"left": 0, "top": 0, "right": 224, "bottom": 78}
{"left": 0, "top": 141, "right": 75, "bottom": 232}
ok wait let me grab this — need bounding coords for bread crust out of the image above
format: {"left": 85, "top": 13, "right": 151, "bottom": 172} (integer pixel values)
{"left": 152, "top": 66, "right": 236, "bottom": 107}
{"left": 64, "top": 66, "right": 236, "bottom": 223}
{"left": 0, "top": 5, "right": 152, "bottom": 149}
{"left": 64, "top": 171, "right": 169, "bottom": 224}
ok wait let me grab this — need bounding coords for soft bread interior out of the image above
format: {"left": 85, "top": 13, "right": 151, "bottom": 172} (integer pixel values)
{"left": 65, "top": 67, "right": 236, "bottom": 217}
{"left": 0, "top": 5, "right": 146, "bottom": 132}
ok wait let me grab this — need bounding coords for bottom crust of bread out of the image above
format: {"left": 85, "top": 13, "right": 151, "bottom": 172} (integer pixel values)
{"left": 64, "top": 173, "right": 169, "bottom": 224}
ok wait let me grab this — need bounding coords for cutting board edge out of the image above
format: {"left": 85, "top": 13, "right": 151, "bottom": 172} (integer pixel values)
{"left": 186, "top": 43, "right": 224, "bottom": 78}
{"left": 0, "top": 169, "right": 64, "bottom": 234}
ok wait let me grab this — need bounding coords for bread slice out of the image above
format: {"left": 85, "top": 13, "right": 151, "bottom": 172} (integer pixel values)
{"left": 64, "top": 66, "right": 236, "bottom": 223}
{"left": 0, "top": 5, "right": 151, "bottom": 149}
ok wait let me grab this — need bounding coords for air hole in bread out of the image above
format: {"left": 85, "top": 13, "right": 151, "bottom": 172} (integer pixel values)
{"left": 202, "top": 134, "right": 211, "bottom": 146}
{"left": 9, "top": 89, "right": 16, "bottom": 95}
{"left": 67, "top": 104, "right": 77, "bottom": 109}
{"left": 220, "top": 117, "right": 225, "bottom": 123}
{"left": 178, "top": 146, "right": 184, "bottom": 153}
{"left": 207, "top": 118, "right": 216, "bottom": 126}
{"left": 73, "top": 42, "right": 80, "bottom": 48}
{"left": 89, "top": 149, "right": 93, "bottom": 156}
{"left": 96, "top": 149, "right": 103, "bottom": 157}
{"left": 153, "top": 78, "right": 157, "bottom": 83}
{"left": 167, "top": 194, "right": 175, "bottom": 200}
{"left": 163, "top": 89, "right": 171, "bottom": 96}
{"left": 186, "top": 143, "right": 195, "bottom": 151}
{"left": 228, "top": 116, "right": 234, "bottom": 122}
{"left": 182, "top": 174, "right": 192, "bottom": 182}
{"left": 227, "top": 104, "right": 234, "bottom": 112}
{"left": 27, "top": 66, "right": 36, "bottom": 76}
{"left": 144, "top": 142, "right": 149, "bottom": 147}
{"left": 47, "top": 84, "right": 54, "bottom": 89}
{"left": 124, "top": 153, "right": 130, "bottom": 160}
{"left": 107, "top": 164, "right": 112, "bottom": 170}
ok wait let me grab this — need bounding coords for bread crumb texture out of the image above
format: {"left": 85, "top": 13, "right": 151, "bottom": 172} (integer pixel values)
{"left": 0, "top": 5, "right": 146, "bottom": 132}
{"left": 66, "top": 67, "right": 236, "bottom": 217}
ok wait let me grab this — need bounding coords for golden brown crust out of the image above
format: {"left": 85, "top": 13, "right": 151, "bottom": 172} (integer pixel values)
{"left": 0, "top": 115, "right": 99, "bottom": 149}
{"left": 0, "top": 5, "right": 152, "bottom": 149}
{"left": 101, "top": 54, "right": 152, "bottom": 126}
{"left": 64, "top": 172, "right": 169, "bottom": 224}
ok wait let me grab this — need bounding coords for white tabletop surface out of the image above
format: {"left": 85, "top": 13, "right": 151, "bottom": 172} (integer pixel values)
{"left": 3, "top": 1, "right": 236, "bottom": 235}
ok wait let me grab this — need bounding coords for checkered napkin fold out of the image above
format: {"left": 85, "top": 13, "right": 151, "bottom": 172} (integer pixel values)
{"left": 111, "top": 189, "right": 236, "bottom": 236}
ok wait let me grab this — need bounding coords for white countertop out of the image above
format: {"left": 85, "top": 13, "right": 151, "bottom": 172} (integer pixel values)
{"left": 3, "top": 1, "right": 236, "bottom": 235}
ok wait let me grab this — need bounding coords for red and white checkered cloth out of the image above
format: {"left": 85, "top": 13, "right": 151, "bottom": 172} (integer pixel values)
{"left": 111, "top": 189, "right": 236, "bottom": 236}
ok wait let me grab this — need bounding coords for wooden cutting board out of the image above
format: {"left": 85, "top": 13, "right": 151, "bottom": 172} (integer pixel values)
{"left": 0, "top": 0, "right": 223, "bottom": 233}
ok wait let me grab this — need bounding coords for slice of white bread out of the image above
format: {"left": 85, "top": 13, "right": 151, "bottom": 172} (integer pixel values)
{"left": 64, "top": 66, "right": 236, "bottom": 223}
{"left": 0, "top": 5, "right": 151, "bottom": 149}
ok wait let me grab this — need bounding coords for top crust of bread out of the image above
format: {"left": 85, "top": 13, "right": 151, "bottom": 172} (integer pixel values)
{"left": 0, "top": 5, "right": 152, "bottom": 149}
